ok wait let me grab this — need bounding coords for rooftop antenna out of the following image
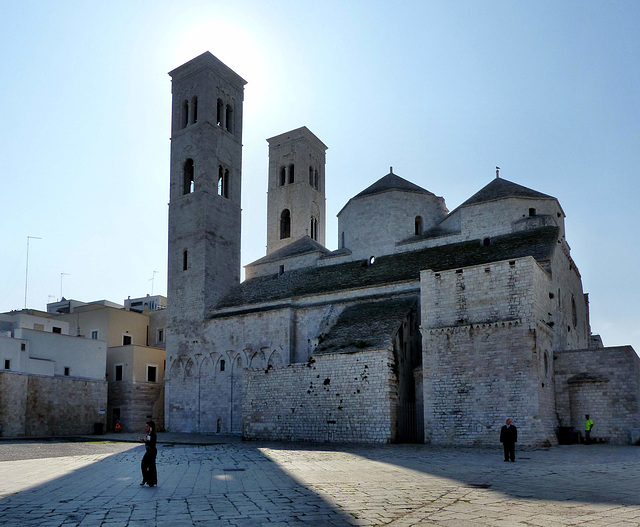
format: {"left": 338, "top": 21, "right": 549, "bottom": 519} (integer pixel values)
{"left": 496, "top": 166, "right": 500, "bottom": 178}
{"left": 60, "top": 273, "right": 70, "bottom": 301}
{"left": 149, "top": 271, "right": 159, "bottom": 295}
{"left": 24, "top": 235, "right": 42, "bottom": 309}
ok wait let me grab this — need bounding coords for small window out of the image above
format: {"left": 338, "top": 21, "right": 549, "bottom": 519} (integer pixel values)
{"left": 216, "top": 98, "right": 223, "bottom": 126}
{"left": 314, "top": 170, "right": 318, "bottom": 189}
{"left": 279, "top": 265, "right": 285, "bottom": 276}
{"left": 114, "top": 364, "right": 123, "bottom": 382}
{"left": 288, "top": 164, "right": 295, "bottom": 184}
{"left": 20, "top": 343, "right": 26, "bottom": 351}
{"left": 544, "top": 352, "right": 549, "bottom": 378}
{"left": 183, "top": 250, "right": 188, "bottom": 271}
{"left": 147, "top": 365, "right": 158, "bottom": 383}
{"left": 415, "top": 216, "right": 423, "bottom": 236}
{"left": 571, "top": 295, "right": 577, "bottom": 328}
{"left": 181, "top": 100, "right": 189, "bottom": 129}
{"left": 482, "top": 237, "right": 491, "bottom": 247}
{"left": 91, "top": 330, "right": 99, "bottom": 340}
{"left": 64, "top": 367, "right": 70, "bottom": 376}
{"left": 192, "top": 96, "right": 198, "bottom": 123}
{"left": 157, "top": 329, "right": 164, "bottom": 343}
{"left": 309, "top": 166, "right": 314, "bottom": 186}
{"left": 310, "top": 217, "right": 318, "bottom": 241}
{"left": 52, "top": 326, "right": 62, "bottom": 334}
{"left": 4, "top": 359, "right": 10, "bottom": 370}
{"left": 220, "top": 359, "right": 226, "bottom": 372}
{"left": 279, "top": 166, "right": 286, "bottom": 186}
{"left": 280, "top": 209, "right": 291, "bottom": 239}
{"left": 225, "top": 104, "right": 233, "bottom": 132}
{"left": 123, "top": 335, "right": 132, "bottom": 346}
{"left": 341, "top": 231, "right": 345, "bottom": 249}
{"left": 529, "top": 208, "right": 536, "bottom": 217}
{"left": 183, "top": 159, "right": 195, "bottom": 195}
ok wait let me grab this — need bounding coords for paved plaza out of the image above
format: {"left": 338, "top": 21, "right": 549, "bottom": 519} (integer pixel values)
{"left": 2, "top": 434, "right": 640, "bottom": 526}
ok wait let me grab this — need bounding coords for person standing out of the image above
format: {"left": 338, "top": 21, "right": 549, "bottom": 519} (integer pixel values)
{"left": 140, "top": 420, "right": 157, "bottom": 487}
{"left": 584, "top": 414, "right": 594, "bottom": 444}
{"left": 500, "top": 418, "right": 517, "bottom": 462}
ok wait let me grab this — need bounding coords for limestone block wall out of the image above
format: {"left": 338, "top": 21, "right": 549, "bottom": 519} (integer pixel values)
{"left": 554, "top": 346, "right": 640, "bottom": 444}
{"left": 0, "top": 371, "right": 107, "bottom": 437}
{"left": 108, "top": 381, "right": 165, "bottom": 433}
{"left": 0, "top": 371, "right": 28, "bottom": 436}
{"left": 421, "top": 258, "right": 558, "bottom": 446}
{"left": 243, "top": 349, "right": 397, "bottom": 443}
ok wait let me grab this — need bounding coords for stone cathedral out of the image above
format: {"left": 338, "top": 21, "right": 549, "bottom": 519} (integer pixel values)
{"left": 165, "top": 52, "right": 640, "bottom": 446}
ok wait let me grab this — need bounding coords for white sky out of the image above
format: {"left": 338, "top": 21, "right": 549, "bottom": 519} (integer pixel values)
{"left": 1, "top": 1, "right": 638, "bottom": 353}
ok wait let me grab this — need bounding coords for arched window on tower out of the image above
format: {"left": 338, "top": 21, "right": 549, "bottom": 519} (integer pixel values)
{"left": 280, "top": 209, "right": 291, "bottom": 239}
{"left": 288, "top": 164, "right": 295, "bottom": 184}
{"left": 415, "top": 216, "right": 423, "bottom": 236}
{"left": 181, "top": 100, "right": 189, "bottom": 129}
{"left": 310, "top": 217, "right": 318, "bottom": 241}
{"left": 191, "top": 96, "right": 198, "bottom": 123}
{"left": 279, "top": 166, "right": 286, "bottom": 186}
{"left": 216, "top": 98, "right": 223, "bottom": 126}
{"left": 314, "top": 170, "right": 318, "bottom": 190}
{"left": 223, "top": 169, "right": 230, "bottom": 199}
{"left": 309, "top": 166, "right": 314, "bottom": 186}
{"left": 183, "top": 250, "right": 188, "bottom": 271}
{"left": 225, "top": 104, "right": 233, "bottom": 132}
{"left": 183, "top": 159, "right": 194, "bottom": 195}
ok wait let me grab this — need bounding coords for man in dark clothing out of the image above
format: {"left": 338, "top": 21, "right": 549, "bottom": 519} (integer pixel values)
{"left": 140, "top": 420, "right": 158, "bottom": 487}
{"left": 500, "top": 418, "right": 517, "bottom": 462}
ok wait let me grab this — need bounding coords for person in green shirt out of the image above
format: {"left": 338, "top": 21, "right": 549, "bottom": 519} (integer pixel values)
{"left": 585, "top": 414, "right": 594, "bottom": 444}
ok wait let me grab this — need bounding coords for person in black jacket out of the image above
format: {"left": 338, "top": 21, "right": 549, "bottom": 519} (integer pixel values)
{"left": 500, "top": 418, "right": 517, "bottom": 462}
{"left": 140, "top": 420, "right": 157, "bottom": 487}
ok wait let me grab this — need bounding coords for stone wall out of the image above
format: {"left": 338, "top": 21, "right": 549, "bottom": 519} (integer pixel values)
{"left": 421, "top": 257, "right": 558, "bottom": 446}
{"left": 0, "top": 371, "right": 107, "bottom": 436}
{"left": 243, "top": 349, "right": 397, "bottom": 443}
{"left": 108, "top": 380, "right": 164, "bottom": 433}
{"left": 554, "top": 346, "right": 640, "bottom": 444}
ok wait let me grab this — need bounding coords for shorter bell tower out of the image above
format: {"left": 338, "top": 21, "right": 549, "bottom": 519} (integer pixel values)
{"left": 266, "top": 127, "right": 328, "bottom": 254}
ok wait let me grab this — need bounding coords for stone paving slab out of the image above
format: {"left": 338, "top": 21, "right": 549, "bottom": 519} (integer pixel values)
{"left": 1, "top": 440, "right": 640, "bottom": 526}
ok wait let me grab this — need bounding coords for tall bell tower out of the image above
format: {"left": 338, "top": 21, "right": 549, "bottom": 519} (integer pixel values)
{"left": 166, "top": 52, "right": 246, "bottom": 334}
{"left": 266, "top": 127, "right": 327, "bottom": 254}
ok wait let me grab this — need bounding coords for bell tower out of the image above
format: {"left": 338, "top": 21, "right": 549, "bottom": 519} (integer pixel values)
{"left": 266, "top": 127, "right": 327, "bottom": 254}
{"left": 166, "top": 52, "right": 246, "bottom": 331}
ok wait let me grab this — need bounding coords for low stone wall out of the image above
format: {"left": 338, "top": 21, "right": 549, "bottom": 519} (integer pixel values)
{"left": 0, "top": 371, "right": 107, "bottom": 437}
{"left": 243, "top": 349, "right": 397, "bottom": 443}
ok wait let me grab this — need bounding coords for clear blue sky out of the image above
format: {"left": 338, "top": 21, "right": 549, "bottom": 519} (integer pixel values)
{"left": 1, "top": 1, "right": 638, "bottom": 353}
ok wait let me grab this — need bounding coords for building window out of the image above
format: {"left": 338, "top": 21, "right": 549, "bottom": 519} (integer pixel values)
{"left": 482, "top": 237, "right": 491, "bottom": 247}
{"left": 280, "top": 209, "right": 291, "bottom": 239}
{"left": 226, "top": 104, "right": 233, "bottom": 132}
{"left": 181, "top": 99, "right": 189, "bottom": 129}
{"left": 279, "top": 265, "right": 285, "bottom": 276}
{"left": 183, "top": 250, "right": 188, "bottom": 271}
{"left": 415, "top": 216, "right": 423, "bottom": 236}
{"left": 310, "top": 217, "right": 318, "bottom": 241}
{"left": 220, "top": 359, "right": 225, "bottom": 372}
{"left": 157, "top": 329, "right": 164, "bottom": 343}
{"left": 52, "top": 326, "right": 62, "bottom": 334}
{"left": 114, "top": 364, "right": 123, "bottom": 382}
{"left": 309, "top": 166, "right": 314, "bottom": 186}
{"left": 191, "top": 96, "right": 198, "bottom": 124}
{"left": 91, "top": 330, "right": 99, "bottom": 340}
{"left": 218, "top": 166, "right": 230, "bottom": 199}
{"left": 183, "top": 158, "right": 194, "bottom": 195}
{"left": 288, "top": 164, "right": 295, "bottom": 184}
{"left": 544, "top": 352, "right": 549, "bottom": 378}
{"left": 341, "top": 231, "right": 345, "bottom": 249}
{"left": 529, "top": 208, "right": 537, "bottom": 216}
{"left": 216, "top": 98, "right": 224, "bottom": 126}
{"left": 64, "top": 367, "right": 70, "bottom": 376}
{"left": 20, "top": 343, "right": 26, "bottom": 351}
{"left": 123, "top": 335, "right": 132, "bottom": 346}
{"left": 279, "top": 166, "right": 286, "bottom": 186}
{"left": 571, "top": 295, "right": 577, "bottom": 328}
{"left": 4, "top": 359, "right": 10, "bottom": 370}
{"left": 147, "top": 365, "right": 158, "bottom": 383}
